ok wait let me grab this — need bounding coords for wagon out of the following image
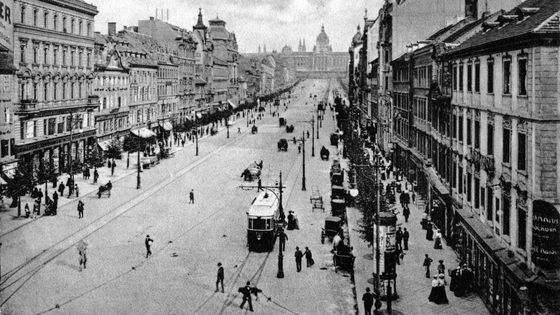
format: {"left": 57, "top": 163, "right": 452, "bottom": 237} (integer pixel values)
{"left": 242, "top": 162, "right": 261, "bottom": 181}
{"left": 286, "top": 125, "right": 295, "bottom": 133}
{"left": 330, "top": 133, "right": 339, "bottom": 146}
{"left": 97, "top": 183, "right": 112, "bottom": 198}
{"left": 333, "top": 244, "right": 355, "bottom": 273}
{"left": 331, "top": 198, "right": 346, "bottom": 217}
{"left": 278, "top": 139, "right": 288, "bottom": 151}
{"left": 321, "top": 216, "right": 342, "bottom": 244}
{"left": 279, "top": 117, "right": 286, "bottom": 127}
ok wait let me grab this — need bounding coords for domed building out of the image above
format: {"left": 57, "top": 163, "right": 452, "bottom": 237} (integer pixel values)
{"left": 279, "top": 25, "right": 348, "bottom": 79}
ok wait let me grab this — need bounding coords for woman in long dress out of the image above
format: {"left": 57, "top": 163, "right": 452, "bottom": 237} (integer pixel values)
{"left": 434, "top": 229, "right": 443, "bottom": 249}
{"left": 426, "top": 224, "right": 434, "bottom": 240}
{"left": 428, "top": 276, "right": 439, "bottom": 303}
{"left": 436, "top": 274, "right": 449, "bottom": 304}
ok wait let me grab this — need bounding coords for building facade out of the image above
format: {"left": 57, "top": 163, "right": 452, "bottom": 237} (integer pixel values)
{"left": 13, "top": 0, "right": 98, "bottom": 174}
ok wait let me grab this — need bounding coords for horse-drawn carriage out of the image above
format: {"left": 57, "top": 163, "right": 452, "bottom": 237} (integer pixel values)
{"left": 285, "top": 125, "right": 295, "bottom": 133}
{"left": 277, "top": 139, "right": 288, "bottom": 151}
{"left": 97, "top": 182, "right": 112, "bottom": 198}
{"left": 320, "top": 146, "right": 330, "bottom": 160}
{"left": 333, "top": 243, "right": 355, "bottom": 273}
{"left": 279, "top": 117, "right": 286, "bottom": 127}
{"left": 251, "top": 125, "right": 258, "bottom": 134}
{"left": 330, "top": 133, "right": 339, "bottom": 146}
{"left": 242, "top": 161, "right": 262, "bottom": 181}
{"left": 321, "top": 216, "right": 342, "bottom": 244}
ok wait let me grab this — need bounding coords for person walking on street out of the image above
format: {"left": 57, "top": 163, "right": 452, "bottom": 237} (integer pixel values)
{"left": 75, "top": 184, "right": 79, "bottom": 197}
{"left": 239, "top": 281, "right": 259, "bottom": 312}
{"left": 362, "top": 287, "right": 374, "bottom": 315}
{"left": 77, "top": 200, "right": 84, "bottom": 218}
{"left": 434, "top": 229, "right": 443, "bottom": 249}
{"left": 304, "top": 247, "right": 314, "bottom": 267}
{"left": 189, "top": 189, "right": 194, "bottom": 204}
{"left": 77, "top": 240, "right": 88, "bottom": 271}
{"left": 278, "top": 228, "right": 288, "bottom": 252}
{"left": 403, "top": 205, "right": 410, "bottom": 222}
{"left": 145, "top": 235, "right": 153, "bottom": 258}
{"left": 423, "top": 254, "right": 433, "bottom": 278}
{"left": 93, "top": 169, "right": 99, "bottom": 184}
{"left": 294, "top": 247, "right": 303, "bottom": 272}
{"left": 437, "top": 260, "right": 446, "bottom": 283}
{"left": 111, "top": 160, "right": 116, "bottom": 176}
{"left": 395, "top": 227, "right": 403, "bottom": 251}
{"left": 403, "top": 228, "right": 410, "bottom": 250}
{"left": 215, "top": 262, "right": 224, "bottom": 293}
{"left": 37, "top": 189, "right": 44, "bottom": 203}
{"left": 58, "top": 182, "right": 65, "bottom": 198}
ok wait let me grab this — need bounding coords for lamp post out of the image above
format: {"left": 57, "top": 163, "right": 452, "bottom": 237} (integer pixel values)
{"left": 299, "top": 117, "right": 315, "bottom": 157}
{"left": 195, "top": 113, "right": 199, "bottom": 156}
{"left": 299, "top": 131, "right": 306, "bottom": 191}
{"left": 136, "top": 134, "right": 141, "bottom": 189}
{"left": 226, "top": 115, "right": 230, "bottom": 139}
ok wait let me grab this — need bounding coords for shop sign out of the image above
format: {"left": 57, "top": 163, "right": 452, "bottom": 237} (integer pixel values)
{"left": 532, "top": 200, "right": 560, "bottom": 269}
{"left": 0, "top": 0, "right": 13, "bottom": 50}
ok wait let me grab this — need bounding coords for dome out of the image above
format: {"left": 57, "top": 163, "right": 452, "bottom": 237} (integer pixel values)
{"left": 316, "top": 25, "right": 329, "bottom": 44}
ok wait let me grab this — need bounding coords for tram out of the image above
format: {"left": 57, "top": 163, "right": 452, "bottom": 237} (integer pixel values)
{"left": 247, "top": 191, "right": 280, "bottom": 252}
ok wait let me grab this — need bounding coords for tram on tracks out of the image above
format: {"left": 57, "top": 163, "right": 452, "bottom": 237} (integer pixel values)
{"left": 247, "top": 191, "right": 280, "bottom": 252}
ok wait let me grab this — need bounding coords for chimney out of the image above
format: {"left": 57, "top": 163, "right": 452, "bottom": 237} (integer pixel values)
{"left": 108, "top": 22, "right": 117, "bottom": 36}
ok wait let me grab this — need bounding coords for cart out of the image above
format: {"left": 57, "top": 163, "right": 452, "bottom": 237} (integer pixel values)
{"left": 277, "top": 139, "right": 288, "bottom": 151}
{"left": 321, "top": 216, "right": 342, "bottom": 244}
{"left": 333, "top": 244, "right": 355, "bottom": 273}
{"left": 310, "top": 186, "right": 324, "bottom": 212}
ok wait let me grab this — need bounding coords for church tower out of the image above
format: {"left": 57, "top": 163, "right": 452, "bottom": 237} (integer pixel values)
{"left": 302, "top": 39, "right": 306, "bottom": 52}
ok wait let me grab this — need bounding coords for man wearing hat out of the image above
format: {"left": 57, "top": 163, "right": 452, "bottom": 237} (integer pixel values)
{"left": 216, "top": 262, "right": 224, "bottom": 293}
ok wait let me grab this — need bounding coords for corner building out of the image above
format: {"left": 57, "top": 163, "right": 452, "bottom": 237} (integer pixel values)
{"left": 13, "top": 0, "right": 98, "bottom": 173}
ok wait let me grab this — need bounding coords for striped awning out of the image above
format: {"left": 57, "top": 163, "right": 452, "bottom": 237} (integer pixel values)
{"left": 131, "top": 127, "right": 156, "bottom": 138}
{"left": 162, "top": 121, "right": 173, "bottom": 131}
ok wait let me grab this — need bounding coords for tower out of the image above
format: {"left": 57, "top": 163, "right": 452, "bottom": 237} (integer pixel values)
{"left": 302, "top": 39, "right": 306, "bottom": 52}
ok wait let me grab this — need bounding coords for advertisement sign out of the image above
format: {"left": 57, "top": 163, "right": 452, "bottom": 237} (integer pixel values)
{"left": 0, "top": 0, "right": 13, "bottom": 50}
{"left": 532, "top": 200, "right": 560, "bottom": 269}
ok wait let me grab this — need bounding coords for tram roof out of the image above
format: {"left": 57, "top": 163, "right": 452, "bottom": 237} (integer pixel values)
{"left": 248, "top": 191, "right": 279, "bottom": 217}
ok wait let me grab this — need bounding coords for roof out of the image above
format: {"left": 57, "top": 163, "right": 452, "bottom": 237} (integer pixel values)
{"left": 448, "top": 0, "right": 560, "bottom": 55}
{"left": 248, "top": 191, "right": 279, "bottom": 217}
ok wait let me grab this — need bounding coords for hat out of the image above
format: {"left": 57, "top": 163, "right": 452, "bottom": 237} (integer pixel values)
{"left": 439, "top": 260, "right": 444, "bottom": 263}
{"left": 439, "top": 274, "right": 445, "bottom": 278}
{"left": 217, "top": 262, "right": 222, "bottom": 266}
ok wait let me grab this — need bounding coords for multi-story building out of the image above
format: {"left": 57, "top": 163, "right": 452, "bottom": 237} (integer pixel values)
{"left": 443, "top": 1, "right": 560, "bottom": 312}
{"left": 207, "top": 16, "right": 233, "bottom": 111}
{"left": 116, "top": 30, "right": 158, "bottom": 136}
{"left": 93, "top": 26, "right": 130, "bottom": 147}
{"left": 0, "top": 0, "right": 17, "bottom": 180}
{"left": 13, "top": 0, "right": 98, "bottom": 174}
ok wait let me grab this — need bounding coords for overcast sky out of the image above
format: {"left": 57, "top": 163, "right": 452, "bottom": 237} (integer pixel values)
{"left": 89, "top": 0, "right": 384, "bottom": 53}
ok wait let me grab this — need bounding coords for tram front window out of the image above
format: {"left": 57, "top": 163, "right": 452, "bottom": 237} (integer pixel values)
{"left": 250, "top": 218, "right": 267, "bottom": 230}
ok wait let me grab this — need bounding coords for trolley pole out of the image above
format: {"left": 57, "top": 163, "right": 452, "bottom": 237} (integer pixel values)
{"left": 301, "top": 131, "right": 306, "bottom": 191}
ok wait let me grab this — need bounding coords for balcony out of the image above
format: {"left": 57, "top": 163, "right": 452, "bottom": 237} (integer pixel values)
{"left": 15, "top": 99, "right": 40, "bottom": 115}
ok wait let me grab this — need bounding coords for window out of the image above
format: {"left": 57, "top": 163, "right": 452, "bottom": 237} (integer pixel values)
{"left": 44, "top": 12, "right": 48, "bottom": 28}
{"left": 503, "top": 57, "right": 511, "bottom": 94}
{"left": 66, "top": 116, "right": 72, "bottom": 131}
{"left": 33, "top": 9, "right": 37, "bottom": 26}
{"left": 474, "top": 178, "right": 480, "bottom": 209}
{"left": 467, "top": 172, "right": 472, "bottom": 202}
{"left": 70, "top": 50, "right": 75, "bottom": 66}
{"left": 71, "top": 83, "right": 74, "bottom": 99}
{"left": 43, "top": 47, "right": 48, "bottom": 64}
{"left": 20, "top": 5, "right": 25, "bottom": 23}
{"left": 518, "top": 57, "right": 527, "bottom": 95}
{"left": 518, "top": 208, "right": 526, "bottom": 249}
{"left": 459, "top": 63, "right": 464, "bottom": 91}
{"left": 453, "top": 114, "right": 457, "bottom": 139}
{"left": 503, "top": 193, "right": 510, "bottom": 235}
{"left": 32, "top": 83, "right": 37, "bottom": 100}
{"left": 53, "top": 83, "right": 57, "bottom": 100}
{"left": 33, "top": 46, "right": 38, "bottom": 63}
{"left": 57, "top": 117, "right": 64, "bottom": 133}
{"left": 487, "top": 188, "right": 493, "bottom": 221}
{"left": 79, "top": 82, "right": 82, "bottom": 98}
{"left": 48, "top": 118, "right": 56, "bottom": 135}
{"left": 481, "top": 187, "right": 486, "bottom": 210}
{"left": 87, "top": 22, "right": 91, "bottom": 36}
{"left": 458, "top": 166, "right": 463, "bottom": 194}
{"left": 458, "top": 116, "right": 463, "bottom": 142}
{"left": 487, "top": 58, "right": 494, "bottom": 93}
{"left": 503, "top": 128, "right": 511, "bottom": 163}
{"left": 452, "top": 65, "right": 457, "bottom": 90}
{"left": 62, "top": 49, "right": 66, "bottom": 65}
{"left": 78, "top": 51, "right": 82, "bottom": 67}
{"left": 53, "top": 48, "right": 58, "bottom": 65}
{"left": 475, "top": 121, "right": 480, "bottom": 149}
{"left": 43, "top": 82, "right": 48, "bottom": 100}
{"left": 71, "top": 18, "right": 75, "bottom": 33}
{"left": 62, "top": 16, "right": 67, "bottom": 32}
{"left": 474, "top": 61, "right": 480, "bottom": 92}
{"left": 118, "top": 97, "right": 121, "bottom": 107}
{"left": 87, "top": 53, "right": 90, "bottom": 67}
{"left": 79, "top": 21, "right": 83, "bottom": 35}
{"left": 518, "top": 132, "right": 527, "bottom": 171}
{"left": 53, "top": 15, "right": 58, "bottom": 31}
{"left": 20, "top": 44, "right": 26, "bottom": 63}
{"left": 467, "top": 62, "right": 472, "bottom": 92}
{"left": 467, "top": 118, "right": 472, "bottom": 145}
{"left": 62, "top": 82, "right": 66, "bottom": 99}
{"left": 102, "top": 97, "right": 107, "bottom": 109}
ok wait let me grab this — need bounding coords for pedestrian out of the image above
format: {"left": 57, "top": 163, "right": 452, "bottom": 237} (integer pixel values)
{"left": 58, "top": 182, "right": 65, "bottom": 198}
{"left": 411, "top": 190, "right": 416, "bottom": 203}
{"left": 75, "top": 184, "right": 79, "bottom": 197}
{"left": 257, "top": 178, "right": 262, "bottom": 192}
{"left": 25, "top": 203, "right": 30, "bottom": 218}
{"left": 403, "top": 228, "right": 409, "bottom": 250}
{"left": 423, "top": 254, "right": 433, "bottom": 278}
{"left": 437, "top": 260, "right": 446, "bottom": 282}
{"left": 145, "top": 235, "right": 153, "bottom": 258}
{"left": 181, "top": 138, "right": 185, "bottom": 147}
{"left": 77, "top": 200, "right": 84, "bottom": 218}
{"left": 215, "top": 262, "right": 224, "bottom": 293}
{"left": 403, "top": 206, "right": 410, "bottom": 222}
{"left": 237, "top": 127, "right": 241, "bottom": 133}
{"left": 111, "top": 160, "right": 116, "bottom": 176}
{"left": 362, "top": 287, "right": 374, "bottom": 315}
{"left": 189, "top": 189, "right": 194, "bottom": 204}
{"left": 434, "top": 229, "right": 443, "bottom": 249}
{"left": 426, "top": 223, "right": 434, "bottom": 240}
{"left": 395, "top": 227, "right": 403, "bottom": 251}
{"left": 278, "top": 228, "right": 288, "bottom": 252}
{"left": 239, "top": 281, "right": 259, "bottom": 312}
{"left": 306, "top": 130, "right": 310, "bottom": 138}
{"left": 449, "top": 266, "right": 460, "bottom": 293}
{"left": 304, "top": 247, "right": 314, "bottom": 267}
{"left": 77, "top": 240, "right": 88, "bottom": 271}
{"left": 298, "top": 144, "right": 301, "bottom": 153}
{"left": 85, "top": 167, "right": 90, "bottom": 180}
{"left": 37, "top": 188, "right": 44, "bottom": 202}
{"left": 333, "top": 232, "right": 342, "bottom": 251}
{"left": 294, "top": 246, "right": 303, "bottom": 272}
{"left": 93, "top": 169, "right": 99, "bottom": 184}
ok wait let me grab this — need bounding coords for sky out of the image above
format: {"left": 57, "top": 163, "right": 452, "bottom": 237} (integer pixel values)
{"left": 88, "top": 0, "right": 384, "bottom": 53}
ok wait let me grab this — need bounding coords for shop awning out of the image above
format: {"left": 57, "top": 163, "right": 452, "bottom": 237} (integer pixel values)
{"left": 196, "top": 113, "right": 202, "bottom": 119}
{"left": 97, "top": 140, "right": 112, "bottom": 151}
{"left": 426, "top": 167, "right": 449, "bottom": 196}
{"left": 162, "top": 121, "right": 173, "bottom": 131}
{"left": 131, "top": 127, "right": 156, "bottom": 138}
{"left": 228, "top": 100, "right": 238, "bottom": 109}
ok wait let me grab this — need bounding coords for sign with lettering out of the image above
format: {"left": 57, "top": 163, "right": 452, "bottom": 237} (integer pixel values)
{"left": 0, "top": 0, "right": 13, "bottom": 50}
{"left": 532, "top": 200, "right": 560, "bottom": 270}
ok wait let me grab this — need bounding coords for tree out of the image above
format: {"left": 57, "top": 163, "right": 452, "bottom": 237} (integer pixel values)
{"left": 5, "top": 161, "right": 36, "bottom": 209}
{"left": 37, "top": 160, "right": 57, "bottom": 185}
{"left": 85, "top": 145, "right": 104, "bottom": 168}
{"left": 106, "top": 139, "right": 122, "bottom": 160}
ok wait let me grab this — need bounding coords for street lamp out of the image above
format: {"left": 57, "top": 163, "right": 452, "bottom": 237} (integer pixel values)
{"left": 194, "top": 113, "right": 199, "bottom": 156}
{"left": 226, "top": 114, "right": 230, "bottom": 139}
{"left": 299, "top": 116, "right": 315, "bottom": 157}
{"left": 136, "top": 134, "right": 141, "bottom": 189}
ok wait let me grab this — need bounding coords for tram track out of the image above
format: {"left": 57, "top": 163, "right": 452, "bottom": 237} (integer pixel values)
{"left": 0, "top": 131, "right": 251, "bottom": 310}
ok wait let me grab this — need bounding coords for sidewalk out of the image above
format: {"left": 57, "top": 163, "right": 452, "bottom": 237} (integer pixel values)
{"left": 0, "top": 116, "right": 246, "bottom": 237}
{"left": 347, "top": 173, "right": 490, "bottom": 314}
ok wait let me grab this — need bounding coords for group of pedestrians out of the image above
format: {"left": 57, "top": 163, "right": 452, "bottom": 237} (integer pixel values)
{"left": 294, "top": 246, "right": 314, "bottom": 272}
